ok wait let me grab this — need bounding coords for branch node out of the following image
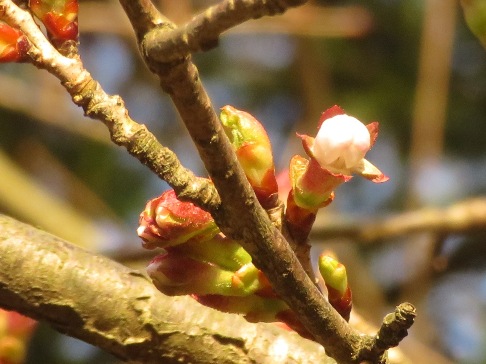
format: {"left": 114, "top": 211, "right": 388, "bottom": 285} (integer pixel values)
{"left": 375, "top": 302, "right": 416, "bottom": 351}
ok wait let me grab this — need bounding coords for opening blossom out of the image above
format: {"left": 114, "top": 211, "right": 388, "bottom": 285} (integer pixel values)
{"left": 312, "top": 114, "right": 371, "bottom": 175}
{"left": 299, "top": 105, "right": 388, "bottom": 182}
{"left": 287, "top": 105, "right": 389, "bottom": 240}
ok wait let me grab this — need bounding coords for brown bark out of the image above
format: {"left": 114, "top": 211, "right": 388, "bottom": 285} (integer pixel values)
{"left": 0, "top": 214, "right": 333, "bottom": 364}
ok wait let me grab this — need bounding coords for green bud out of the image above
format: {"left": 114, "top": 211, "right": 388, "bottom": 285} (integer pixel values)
{"left": 318, "top": 254, "right": 348, "bottom": 296}
{"left": 220, "top": 105, "right": 278, "bottom": 208}
{"left": 174, "top": 234, "right": 252, "bottom": 271}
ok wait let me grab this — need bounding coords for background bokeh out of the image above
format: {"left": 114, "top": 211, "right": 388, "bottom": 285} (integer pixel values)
{"left": 1, "top": 0, "right": 486, "bottom": 363}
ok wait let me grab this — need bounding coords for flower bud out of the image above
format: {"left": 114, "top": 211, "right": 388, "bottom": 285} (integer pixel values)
{"left": 194, "top": 294, "right": 311, "bottom": 338}
{"left": 0, "top": 336, "right": 25, "bottom": 364}
{"left": 0, "top": 23, "right": 29, "bottom": 63}
{"left": 318, "top": 254, "right": 352, "bottom": 321}
{"left": 138, "top": 190, "right": 219, "bottom": 250}
{"left": 147, "top": 253, "right": 263, "bottom": 297}
{"left": 194, "top": 294, "right": 288, "bottom": 322}
{"left": 29, "top": 0, "right": 78, "bottom": 42}
{"left": 220, "top": 105, "right": 278, "bottom": 208}
{"left": 174, "top": 234, "right": 252, "bottom": 271}
{"left": 313, "top": 114, "right": 370, "bottom": 173}
{"left": 299, "top": 105, "right": 388, "bottom": 182}
{"left": 0, "top": 310, "right": 36, "bottom": 364}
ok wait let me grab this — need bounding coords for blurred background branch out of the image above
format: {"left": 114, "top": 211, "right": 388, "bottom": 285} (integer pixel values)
{"left": 312, "top": 198, "right": 486, "bottom": 244}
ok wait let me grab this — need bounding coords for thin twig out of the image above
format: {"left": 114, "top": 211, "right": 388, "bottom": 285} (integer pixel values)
{"left": 311, "top": 198, "right": 486, "bottom": 243}
{"left": 0, "top": 0, "right": 220, "bottom": 212}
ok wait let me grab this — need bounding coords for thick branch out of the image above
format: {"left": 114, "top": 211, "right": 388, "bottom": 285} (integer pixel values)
{"left": 0, "top": 214, "right": 333, "bottom": 364}
{"left": 311, "top": 198, "right": 486, "bottom": 243}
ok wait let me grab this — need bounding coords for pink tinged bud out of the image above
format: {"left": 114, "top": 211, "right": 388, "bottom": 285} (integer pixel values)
{"left": 0, "top": 23, "right": 29, "bottom": 63}
{"left": 290, "top": 155, "right": 346, "bottom": 210}
{"left": 318, "top": 254, "right": 352, "bottom": 321}
{"left": 138, "top": 190, "right": 219, "bottom": 249}
{"left": 220, "top": 105, "right": 278, "bottom": 208}
{"left": 147, "top": 252, "right": 232, "bottom": 296}
{"left": 0, "top": 310, "right": 36, "bottom": 364}
{"left": 29, "top": 0, "right": 79, "bottom": 42}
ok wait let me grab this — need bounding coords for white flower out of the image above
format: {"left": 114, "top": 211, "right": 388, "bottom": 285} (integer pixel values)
{"left": 311, "top": 114, "right": 371, "bottom": 174}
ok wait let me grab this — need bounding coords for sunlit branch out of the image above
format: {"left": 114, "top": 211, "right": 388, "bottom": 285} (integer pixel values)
{"left": 0, "top": 215, "right": 332, "bottom": 364}
{"left": 312, "top": 198, "right": 486, "bottom": 243}
{"left": 142, "top": 0, "right": 309, "bottom": 63}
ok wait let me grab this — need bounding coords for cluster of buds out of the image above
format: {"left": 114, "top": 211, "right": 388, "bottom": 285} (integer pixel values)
{"left": 0, "top": 309, "right": 37, "bottom": 364}
{"left": 287, "top": 105, "right": 388, "bottom": 241}
{"left": 139, "top": 105, "right": 390, "bottom": 335}
{"left": 139, "top": 189, "right": 310, "bottom": 336}
{"left": 0, "top": 0, "right": 79, "bottom": 63}
{"left": 0, "top": 22, "right": 29, "bottom": 63}
{"left": 29, "top": 0, "right": 78, "bottom": 45}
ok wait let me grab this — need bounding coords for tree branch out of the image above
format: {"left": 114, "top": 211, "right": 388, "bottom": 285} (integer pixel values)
{"left": 0, "top": 214, "right": 334, "bottom": 364}
{"left": 0, "top": 0, "right": 220, "bottom": 212}
{"left": 120, "top": 1, "right": 415, "bottom": 363}
{"left": 0, "top": 0, "right": 415, "bottom": 362}
{"left": 141, "top": 0, "right": 308, "bottom": 63}
{"left": 311, "top": 198, "right": 486, "bottom": 243}
{"left": 117, "top": 0, "right": 171, "bottom": 41}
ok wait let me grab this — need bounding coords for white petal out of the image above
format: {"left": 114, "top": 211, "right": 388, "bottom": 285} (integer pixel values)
{"left": 313, "top": 114, "right": 370, "bottom": 171}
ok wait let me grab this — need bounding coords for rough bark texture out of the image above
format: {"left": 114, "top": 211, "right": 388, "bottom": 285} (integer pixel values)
{"left": 0, "top": 214, "right": 332, "bottom": 364}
